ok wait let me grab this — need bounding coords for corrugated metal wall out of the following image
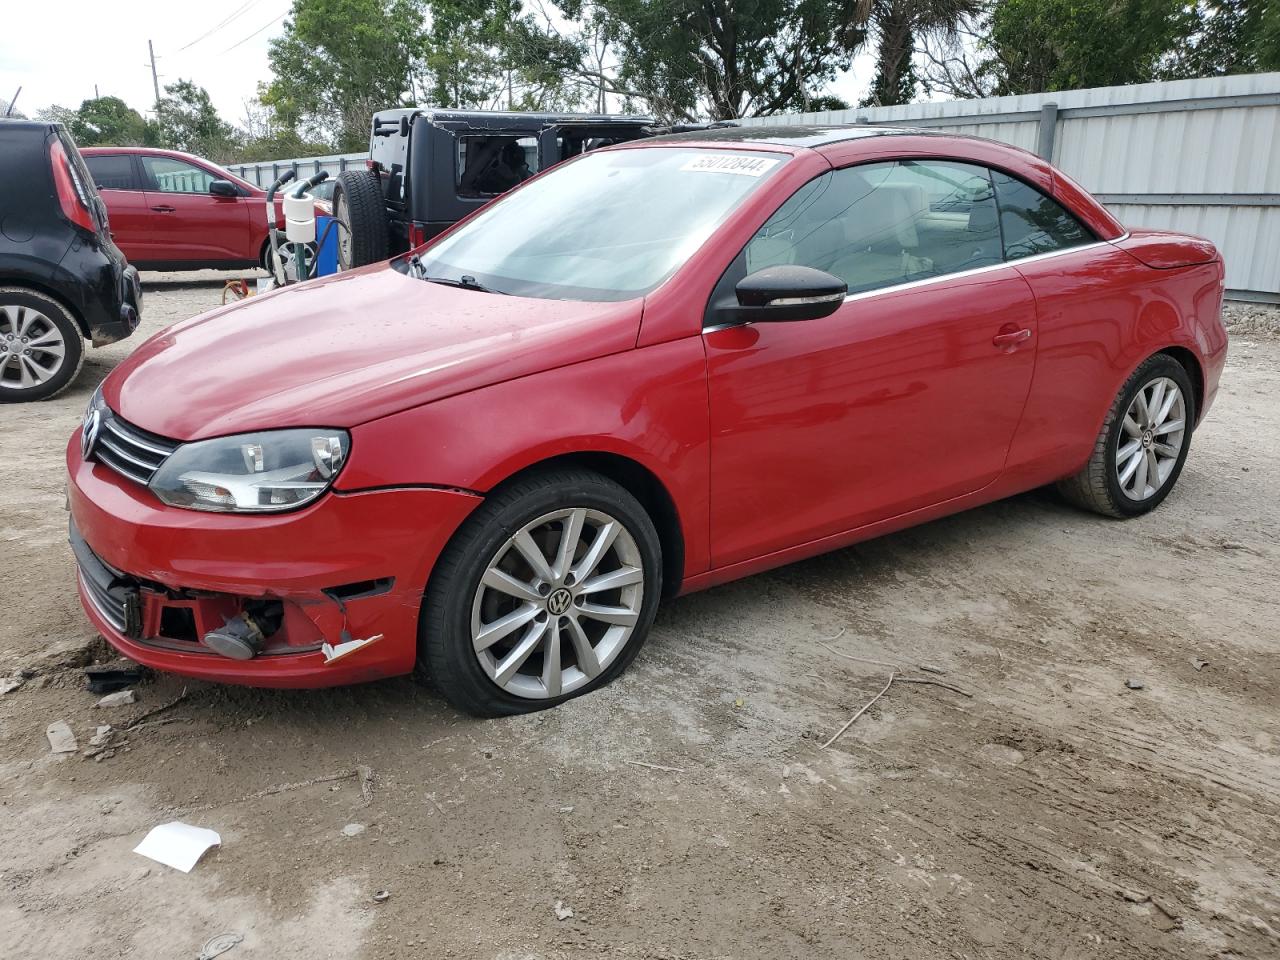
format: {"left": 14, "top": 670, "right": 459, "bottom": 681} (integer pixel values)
{"left": 228, "top": 152, "right": 365, "bottom": 190}
{"left": 740, "top": 73, "right": 1280, "bottom": 301}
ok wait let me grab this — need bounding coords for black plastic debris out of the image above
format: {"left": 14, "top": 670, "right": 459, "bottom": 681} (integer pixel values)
{"left": 84, "top": 663, "right": 145, "bottom": 694}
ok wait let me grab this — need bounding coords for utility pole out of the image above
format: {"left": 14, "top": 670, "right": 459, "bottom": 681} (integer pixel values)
{"left": 147, "top": 40, "right": 161, "bottom": 109}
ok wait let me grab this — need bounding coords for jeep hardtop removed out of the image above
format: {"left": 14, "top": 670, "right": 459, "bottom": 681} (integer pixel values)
{"left": 332, "top": 109, "right": 684, "bottom": 269}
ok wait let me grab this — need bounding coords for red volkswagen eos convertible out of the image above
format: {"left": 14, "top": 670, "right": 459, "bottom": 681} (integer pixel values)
{"left": 67, "top": 126, "right": 1227, "bottom": 715}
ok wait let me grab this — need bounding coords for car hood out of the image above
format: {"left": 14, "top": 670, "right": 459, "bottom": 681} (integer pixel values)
{"left": 105, "top": 265, "right": 643, "bottom": 440}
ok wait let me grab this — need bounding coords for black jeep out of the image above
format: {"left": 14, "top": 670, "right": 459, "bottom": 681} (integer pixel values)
{"left": 332, "top": 110, "right": 675, "bottom": 270}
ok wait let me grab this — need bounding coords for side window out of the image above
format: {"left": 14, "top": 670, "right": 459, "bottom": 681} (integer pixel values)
{"left": 85, "top": 155, "right": 138, "bottom": 191}
{"left": 992, "top": 171, "right": 1093, "bottom": 260}
{"left": 743, "top": 160, "right": 1003, "bottom": 296}
{"left": 456, "top": 135, "right": 537, "bottom": 197}
{"left": 141, "top": 156, "right": 219, "bottom": 194}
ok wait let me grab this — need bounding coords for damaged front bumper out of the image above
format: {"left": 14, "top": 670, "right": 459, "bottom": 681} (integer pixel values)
{"left": 66, "top": 434, "right": 480, "bottom": 688}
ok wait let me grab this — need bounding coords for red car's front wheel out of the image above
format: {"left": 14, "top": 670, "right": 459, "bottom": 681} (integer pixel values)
{"left": 419, "top": 468, "right": 663, "bottom": 716}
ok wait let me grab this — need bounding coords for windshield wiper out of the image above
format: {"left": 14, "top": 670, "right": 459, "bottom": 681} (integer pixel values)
{"left": 405, "top": 254, "right": 508, "bottom": 294}
{"left": 423, "top": 273, "right": 508, "bottom": 295}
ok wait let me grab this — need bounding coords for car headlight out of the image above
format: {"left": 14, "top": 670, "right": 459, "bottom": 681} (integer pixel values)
{"left": 149, "top": 428, "right": 350, "bottom": 513}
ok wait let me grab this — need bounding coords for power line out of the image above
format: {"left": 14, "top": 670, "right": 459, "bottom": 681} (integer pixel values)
{"left": 222, "top": 9, "right": 288, "bottom": 54}
{"left": 178, "top": 0, "right": 258, "bottom": 52}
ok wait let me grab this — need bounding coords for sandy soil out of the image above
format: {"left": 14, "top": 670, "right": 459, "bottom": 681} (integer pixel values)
{"left": 1, "top": 276, "right": 1277, "bottom": 959}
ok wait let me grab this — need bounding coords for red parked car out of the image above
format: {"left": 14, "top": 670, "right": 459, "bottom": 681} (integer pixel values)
{"left": 67, "top": 127, "right": 1227, "bottom": 715}
{"left": 81, "top": 147, "right": 294, "bottom": 271}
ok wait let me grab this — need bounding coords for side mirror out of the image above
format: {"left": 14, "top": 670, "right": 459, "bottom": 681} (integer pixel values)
{"left": 208, "top": 179, "right": 238, "bottom": 198}
{"left": 717, "top": 265, "right": 847, "bottom": 325}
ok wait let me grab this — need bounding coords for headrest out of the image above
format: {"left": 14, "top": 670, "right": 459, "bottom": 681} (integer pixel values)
{"left": 845, "top": 184, "right": 920, "bottom": 249}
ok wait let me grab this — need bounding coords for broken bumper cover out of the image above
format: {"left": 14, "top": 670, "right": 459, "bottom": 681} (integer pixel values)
{"left": 66, "top": 433, "right": 480, "bottom": 688}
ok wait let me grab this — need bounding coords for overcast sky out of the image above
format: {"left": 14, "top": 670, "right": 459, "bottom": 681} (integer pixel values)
{"left": 1, "top": 0, "right": 875, "bottom": 128}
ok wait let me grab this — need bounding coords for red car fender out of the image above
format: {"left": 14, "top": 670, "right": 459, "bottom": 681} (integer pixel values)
{"left": 338, "top": 336, "right": 713, "bottom": 582}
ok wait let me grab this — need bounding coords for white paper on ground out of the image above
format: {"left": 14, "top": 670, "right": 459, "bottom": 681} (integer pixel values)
{"left": 133, "top": 822, "right": 221, "bottom": 872}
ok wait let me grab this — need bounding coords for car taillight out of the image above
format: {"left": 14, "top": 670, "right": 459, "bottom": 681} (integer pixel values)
{"left": 408, "top": 223, "right": 426, "bottom": 248}
{"left": 50, "top": 141, "right": 96, "bottom": 234}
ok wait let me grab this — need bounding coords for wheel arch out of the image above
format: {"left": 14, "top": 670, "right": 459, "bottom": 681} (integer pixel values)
{"left": 1158, "top": 345, "right": 1205, "bottom": 424}
{"left": 0, "top": 276, "right": 87, "bottom": 338}
{"left": 486, "top": 451, "right": 686, "bottom": 599}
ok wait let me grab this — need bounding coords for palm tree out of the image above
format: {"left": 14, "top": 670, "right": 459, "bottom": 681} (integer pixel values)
{"left": 858, "top": 0, "right": 983, "bottom": 105}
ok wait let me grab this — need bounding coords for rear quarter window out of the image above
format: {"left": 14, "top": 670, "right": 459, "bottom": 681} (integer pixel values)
{"left": 85, "top": 155, "right": 137, "bottom": 190}
{"left": 992, "top": 171, "right": 1094, "bottom": 260}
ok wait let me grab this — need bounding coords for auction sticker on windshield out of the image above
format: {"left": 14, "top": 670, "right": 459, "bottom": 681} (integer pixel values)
{"left": 680, "top": 155, "right": 780, "bottom": 176}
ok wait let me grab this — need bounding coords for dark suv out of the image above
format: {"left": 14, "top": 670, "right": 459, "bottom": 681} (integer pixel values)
{"left": 331, "top": 110, "right": 672, "bottom": 270}
{"left": 0, "top": 121, "right": 141, "bottom": 402}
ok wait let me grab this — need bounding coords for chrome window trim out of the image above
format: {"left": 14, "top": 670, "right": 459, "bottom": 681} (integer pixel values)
{"left": 839, "top": 233, "right": 1128, "bottom": 304}
{"left": 702, "top": 232, "right": 1130, "bottom": 332}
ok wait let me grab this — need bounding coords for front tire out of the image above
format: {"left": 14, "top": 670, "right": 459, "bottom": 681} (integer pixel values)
{"left": 0, "top": 287, "right": 85, "bottom": 403}
{"left": 1057, "top": 353, "right": 1195, "bottom": 518}
{"left": 420, "top": 469, "right": 663, "bottom": 717}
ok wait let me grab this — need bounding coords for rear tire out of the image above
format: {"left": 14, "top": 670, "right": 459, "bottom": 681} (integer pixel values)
{"left": 1056, "top": 353, "right": 1195, "bottom": 518}
{"left": 0, "top": 287, "right": 85, "bottom": 403}
{"left": 419, "top": 469, "right": 663, "bottom": 717}
{"left": 332, "top": 169, "right": 389, "bottom": 270}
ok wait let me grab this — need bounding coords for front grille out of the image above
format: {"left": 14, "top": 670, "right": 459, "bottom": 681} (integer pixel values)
{"left": 69, "top": 520, "right": 142, "bottom": 638}
{"left": 90, "top": 410, "right": 179, "bottom": 487}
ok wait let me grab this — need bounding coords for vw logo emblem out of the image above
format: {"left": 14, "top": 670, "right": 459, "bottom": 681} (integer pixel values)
{"left": 82, "top": 409, "right": 101, "bottom": 460}
{"left": 547, "top": 588, "right": 573, "bottom": 616}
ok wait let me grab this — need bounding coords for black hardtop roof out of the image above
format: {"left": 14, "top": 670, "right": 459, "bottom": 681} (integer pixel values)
{"left": 0, "top": 119, "right": 58, "bottom": 135}
{"left": 648, "top": 124, "right": 933, "bottom": 148}
{"left": 373, "top": 108, "right": 656, "bottom": 127}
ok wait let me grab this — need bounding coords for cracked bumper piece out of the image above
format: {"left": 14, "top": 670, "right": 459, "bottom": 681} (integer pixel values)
{"left": 66, "top": 434, "right": 480, "bottom": 688}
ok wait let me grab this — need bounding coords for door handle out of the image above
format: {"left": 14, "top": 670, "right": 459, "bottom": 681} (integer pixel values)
{"left": 993, "top": 327, "right": 1032, "bottom": 349}
{"left": 151, "top": 205, "right": 176, "bottom": 213}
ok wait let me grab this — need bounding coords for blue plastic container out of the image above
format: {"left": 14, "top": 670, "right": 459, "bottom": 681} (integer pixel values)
{"left": 314, "top": 214, "right": 339, "bottom": 277}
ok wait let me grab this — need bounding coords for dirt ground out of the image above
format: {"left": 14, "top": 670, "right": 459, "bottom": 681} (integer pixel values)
{"left": 1, "top": 273, "right": 1277, "bottom": 960}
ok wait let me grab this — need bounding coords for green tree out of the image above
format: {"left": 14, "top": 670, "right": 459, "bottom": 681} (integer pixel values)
{"left": 155, "top": 80, "right": 239, "bottom": 159}
{"left": 423, "top": 0, "right": 601, "bottom": 111}
{"left": 68, "top": 96, "right": 149, "bottom": 146}
{"left": 573, "top": 0, "right": 869, "bottom": 120}
{"left": 859, "top": 0, "right": 982, "bottom": 106}
{"left": 979, "top": 0, "right": 1195, "bottom": 94}
{"left": 231, "top": 96, "right": 334, "bottom": 162}
{"left": 36, "top": 105, "right": 77, "bottom": 125}
{"left": 263, "top": 0, "right": 428, "bottom": 151}
{"left": 1163, "top": 1, "right": 1280, "bottom": 77}
{"left": 1264, "top": 1, "right": 1280, "bottom": 68}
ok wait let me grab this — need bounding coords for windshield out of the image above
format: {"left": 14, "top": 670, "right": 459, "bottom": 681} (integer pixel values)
{"left": 412, "top": 147, "right": 786, "bottom": 301}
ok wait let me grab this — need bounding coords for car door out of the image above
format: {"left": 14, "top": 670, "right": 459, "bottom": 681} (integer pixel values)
{"left": 138, "top": 154, "right": 251, "bottom": 263}
{"left": 704, "top": 159, "right": 1040, "bottom": 568}
{"left": 83, "top": 153, "right": 152, "bottom": 261}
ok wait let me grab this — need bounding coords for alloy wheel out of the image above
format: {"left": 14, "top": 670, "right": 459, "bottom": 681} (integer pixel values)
{"left": 336, "top": 194, "right": 352, "bottom": 270}
{"left": 0, "top": 304, "right": 66, "bottom": 392}
{"left": 1116, "top": 376, "right": 1186, "bottom": 500}
{"left": 470, "top": 507, "right": 645, "bottom": 700}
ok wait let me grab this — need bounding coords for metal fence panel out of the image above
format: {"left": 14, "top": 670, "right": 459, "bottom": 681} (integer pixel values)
{"left": 227, "top": 153, "right": 364, "bottom": 188}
